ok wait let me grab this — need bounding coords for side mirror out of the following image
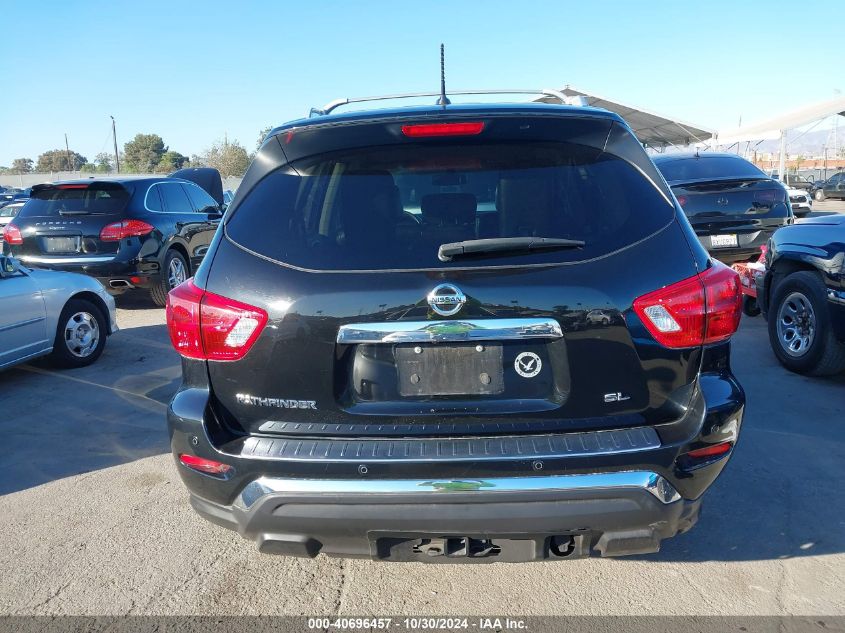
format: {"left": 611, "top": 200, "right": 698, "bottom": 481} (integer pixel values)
{"left": 206, "top": 210, "right": 223, "bottom": 220}
{"left": 0, "top": 256, "right": 21, "bottom": 278}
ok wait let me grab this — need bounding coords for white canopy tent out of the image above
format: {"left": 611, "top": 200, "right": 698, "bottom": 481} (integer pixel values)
{"left": 713, "top": 95, "right": 845, "bottom": 180}
{"left": 534, "top": 84, "right": 714, "bottom": 149}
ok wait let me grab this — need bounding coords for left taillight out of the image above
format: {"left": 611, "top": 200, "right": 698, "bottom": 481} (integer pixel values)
{"left": 178, "top": 453, "right": 233, "bottom": 477}
{"left": 100, "top": 219, "right": 155, "bottom": 242}
{"left": 2, "top": 224, "right": 22, "bottom": 245}
{"left": 166, "top": 279, "right": 268, "bottom": 361}
{"left": 631, "top": 261, "right": 742, "bottom": 349}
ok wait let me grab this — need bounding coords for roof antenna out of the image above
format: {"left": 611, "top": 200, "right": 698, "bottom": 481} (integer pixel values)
{"left": 437, "top": 43, "right": 451, "bottom": 107}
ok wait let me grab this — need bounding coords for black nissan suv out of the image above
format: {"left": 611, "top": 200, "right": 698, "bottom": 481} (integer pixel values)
{"left": 165, "top": 98, "right": 746, "bottom": 562}
{"left": 1, "top": 168, "right": 224, "bottom": 306}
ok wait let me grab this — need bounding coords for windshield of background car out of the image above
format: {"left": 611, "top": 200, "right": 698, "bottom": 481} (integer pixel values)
{"left": 656, "top": 156, "right": 767, "bottom": 183}
{"left": 18, "top": 183, "right": 131, "bottom": 217}
{"left": 226, "top": 141, "right": 674, "bottom": 271}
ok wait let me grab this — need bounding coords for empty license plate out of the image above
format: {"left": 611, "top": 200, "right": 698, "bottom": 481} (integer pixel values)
{"left": 43, "top": 236, "right": 81, "bottom": 253}
{"left": 395, "top": 343, "right": 504, "bottom": 397}
{"left": 710, "top": 234, "right": 738, "bottom": 248}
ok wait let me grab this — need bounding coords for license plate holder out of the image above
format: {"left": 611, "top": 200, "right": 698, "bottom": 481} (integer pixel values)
{"left": 43, "top": 236, "right": 81, "bottom": 254}
{"left": 395, "top": 343, "right": 504, "bottom": 397}
{"left": 710, "top": 234, "right": 738, "bottom": 248}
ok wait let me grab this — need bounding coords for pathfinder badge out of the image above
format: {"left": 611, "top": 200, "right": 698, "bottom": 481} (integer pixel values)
{"left": 236, "top": 394, "right": 317, "bottom": 409}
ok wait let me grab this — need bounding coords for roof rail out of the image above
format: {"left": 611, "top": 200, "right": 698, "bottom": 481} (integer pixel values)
{"left": 308, "top": 88, "right": 586, "bottom": 117}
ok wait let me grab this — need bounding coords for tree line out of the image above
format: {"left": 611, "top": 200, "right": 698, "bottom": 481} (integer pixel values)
{"left": 0, "top": 127, "right": 274, "bottom": 178}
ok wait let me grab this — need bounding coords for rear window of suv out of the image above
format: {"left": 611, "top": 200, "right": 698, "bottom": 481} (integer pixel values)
{"left": 226, "top": 141, "right": 674, "bottom": 271}
{"left": 656, "top": 156, "right": 766, "bottom": 183}
{"left": 19, "top": 183, "right": 130, "bottom": 218}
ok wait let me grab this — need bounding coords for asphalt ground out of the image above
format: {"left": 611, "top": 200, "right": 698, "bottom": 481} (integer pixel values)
{"left": 0, "top": 202, "right": 843, "bottom": 616}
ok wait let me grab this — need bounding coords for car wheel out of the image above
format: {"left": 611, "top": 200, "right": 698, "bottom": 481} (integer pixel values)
{"left": 151, "top": 250, "right": 188, "bottom": 307}
{"left": 767, "top": 271, "right": 845, "bottom": 376}
{"left": 814, "top": 189, "right": 826, "bottom": 201}
{"left": 48, "top": 298, "right": 107, "bottom": 368}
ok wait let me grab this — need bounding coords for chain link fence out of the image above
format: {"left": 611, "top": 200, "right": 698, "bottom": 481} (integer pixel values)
{"left": 0, "top": 172, "right": 243, "bottom": 191}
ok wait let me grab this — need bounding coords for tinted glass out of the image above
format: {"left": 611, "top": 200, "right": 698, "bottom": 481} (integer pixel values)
{"left": 184, "top": 183, "right": 218, "bottom": 212}
{"left": 656, "top": 156, "right": 766, "bottom": 182}
{"left": 146, "top": 184, "right": 164, "bottom": 211}
{"left": 226, "top": 142, "right": 674, "bottom": 271}
{"left": 159, "top": 183, "right": 193, "bottom": 213}
{"left": 18, "top": 183, "right": 130, "bottom": 218}
{"left": 0, "top": 204, "right": 22, "bottom": 217}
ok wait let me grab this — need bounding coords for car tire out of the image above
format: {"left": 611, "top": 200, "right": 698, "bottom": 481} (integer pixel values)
{"left": 151, "top": 250, "right": 188, "bottom": 307}
{"left": 48, "top": 298, "right": 107, "bottom": 369}
{"left": 814, "top": 189, "right": 826, "bottom": 201}
{"left": 742, "top": 296, "right": 761, "bottom": 317}
{"left": 767, "top": 271, "right": 845, "bottom": 376}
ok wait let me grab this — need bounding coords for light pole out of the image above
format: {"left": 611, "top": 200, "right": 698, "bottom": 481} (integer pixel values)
{"left": 110, "top": 115, "right": 120, "bottom": 173}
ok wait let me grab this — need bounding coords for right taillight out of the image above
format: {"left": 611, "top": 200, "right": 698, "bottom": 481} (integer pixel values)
{"left": 2, "top": 223, "right": 22, "bottom": 245}
{"left": 632, "top": 261, "right": 742, "bottom": 348}
{"left": 100, "top": 219, "right": 155, "bottom": 242}
{"left": 753, "top": 188, "right": 786, "bottom": 204}
{"left": 166, "top": 279, "right": 268, "bottom": 361}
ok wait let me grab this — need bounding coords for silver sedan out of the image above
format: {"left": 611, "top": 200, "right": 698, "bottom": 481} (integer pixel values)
{"left": 0, "top": 255, "right": 118, "bottom": 370}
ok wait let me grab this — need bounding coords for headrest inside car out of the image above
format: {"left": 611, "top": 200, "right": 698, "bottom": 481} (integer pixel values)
{"left": 420, "top": 193, "right": 477, "bottom": 225}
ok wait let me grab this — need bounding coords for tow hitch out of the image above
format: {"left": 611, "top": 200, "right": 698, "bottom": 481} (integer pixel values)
{"left": 412, "top": 537, "right": 501, "bottom": 559}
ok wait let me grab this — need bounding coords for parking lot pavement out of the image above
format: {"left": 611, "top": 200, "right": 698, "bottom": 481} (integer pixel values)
{"left": 797, "top": 199, "right": 845, "bottom": 221}
{"left": 1, "top": 220, "right": 844, "bottom": 616}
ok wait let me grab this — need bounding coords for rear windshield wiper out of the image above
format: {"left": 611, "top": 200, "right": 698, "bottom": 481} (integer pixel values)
{"left": 438, "top": 237, "right": 586, "bottom": 262}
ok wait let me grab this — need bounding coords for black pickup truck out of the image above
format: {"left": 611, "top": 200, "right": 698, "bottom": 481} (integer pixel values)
{"left": 757, "top": 214, "right": 845, "bottom": 375}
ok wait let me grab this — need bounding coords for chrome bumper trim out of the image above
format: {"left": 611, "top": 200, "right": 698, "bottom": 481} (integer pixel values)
{"left": 337, "top": 318, "right": 563, "bottom": 344}
{"left": 235, "top": 471, "right": 682, "bottom": 510}
{"left": 827, "top": 288, "right": 845, "bottom": 305}
{"left": 21, "top": 255, "right": 116, "bottom": 265}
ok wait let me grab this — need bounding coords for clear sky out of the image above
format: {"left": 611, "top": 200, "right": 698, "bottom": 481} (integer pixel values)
{"left": 1, "top": 0, "right": 843, "bottom": 166}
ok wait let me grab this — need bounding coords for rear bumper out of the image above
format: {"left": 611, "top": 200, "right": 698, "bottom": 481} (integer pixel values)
{"left": 189, "top": 471, "right": 701, "bottom": 561}
{"left": 691, "top": 222, "right": 786, "bottom": 265}
{"left": 168, "top": 356, "right": 744, "bottom": 561}
{"left": 17, "top": 254, "right": 161, "bottom": 294}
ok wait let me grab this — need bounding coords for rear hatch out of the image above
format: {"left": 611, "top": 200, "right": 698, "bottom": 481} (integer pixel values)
{"left": 6, "top": 182, "right": 131, "bottom": 260}
{"left": 656, "top": 156, "right": 790, "bottom": 251}
{"left": 202, "top": 111, "right": 706, "bottom": 438}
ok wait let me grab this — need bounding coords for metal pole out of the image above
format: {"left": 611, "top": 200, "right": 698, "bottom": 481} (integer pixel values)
{"left": 778, "top": 130, "right": 786, "bottom": 183}
{"left": 65, "top": 133, "right": 73, "bottom": 173}
{"left": 110, "top": 116, "right": 120, "bottom": 173}
{"left": 823, "top": 146, "right": 827, "bottom": 179}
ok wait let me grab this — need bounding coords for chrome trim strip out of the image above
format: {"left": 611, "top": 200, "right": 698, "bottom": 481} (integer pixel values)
{"left": 235, "top": 471, "right": 682, "bottom": 510}
{"left": 337, "top": 318, "right": 563, "bottom": 344}
{"left": 827, "top": 288, "right": 845, "bottom": 305}
{"left": 0, "top": 316, "right": 46, "bottom": 333}
{"left": 20, "top": 255, "right": 115, "bottom": 264}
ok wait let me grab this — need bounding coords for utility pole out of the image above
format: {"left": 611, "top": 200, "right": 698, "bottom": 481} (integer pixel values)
{"left": 110, "top": 116, "right": 120, "bottom": 173}
{"left": 64, "top": 133, "right": 73, "bottom": 173}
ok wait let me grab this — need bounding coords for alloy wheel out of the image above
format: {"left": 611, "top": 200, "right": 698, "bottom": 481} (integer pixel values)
{"left": 776, "top": 291, "right": 816, "bottom": 357}
{"left": 168, "top": 257, "right": 187, "bottom": 289}
{"left": 64, "top": 311, "right": 100, "bottom": 358}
